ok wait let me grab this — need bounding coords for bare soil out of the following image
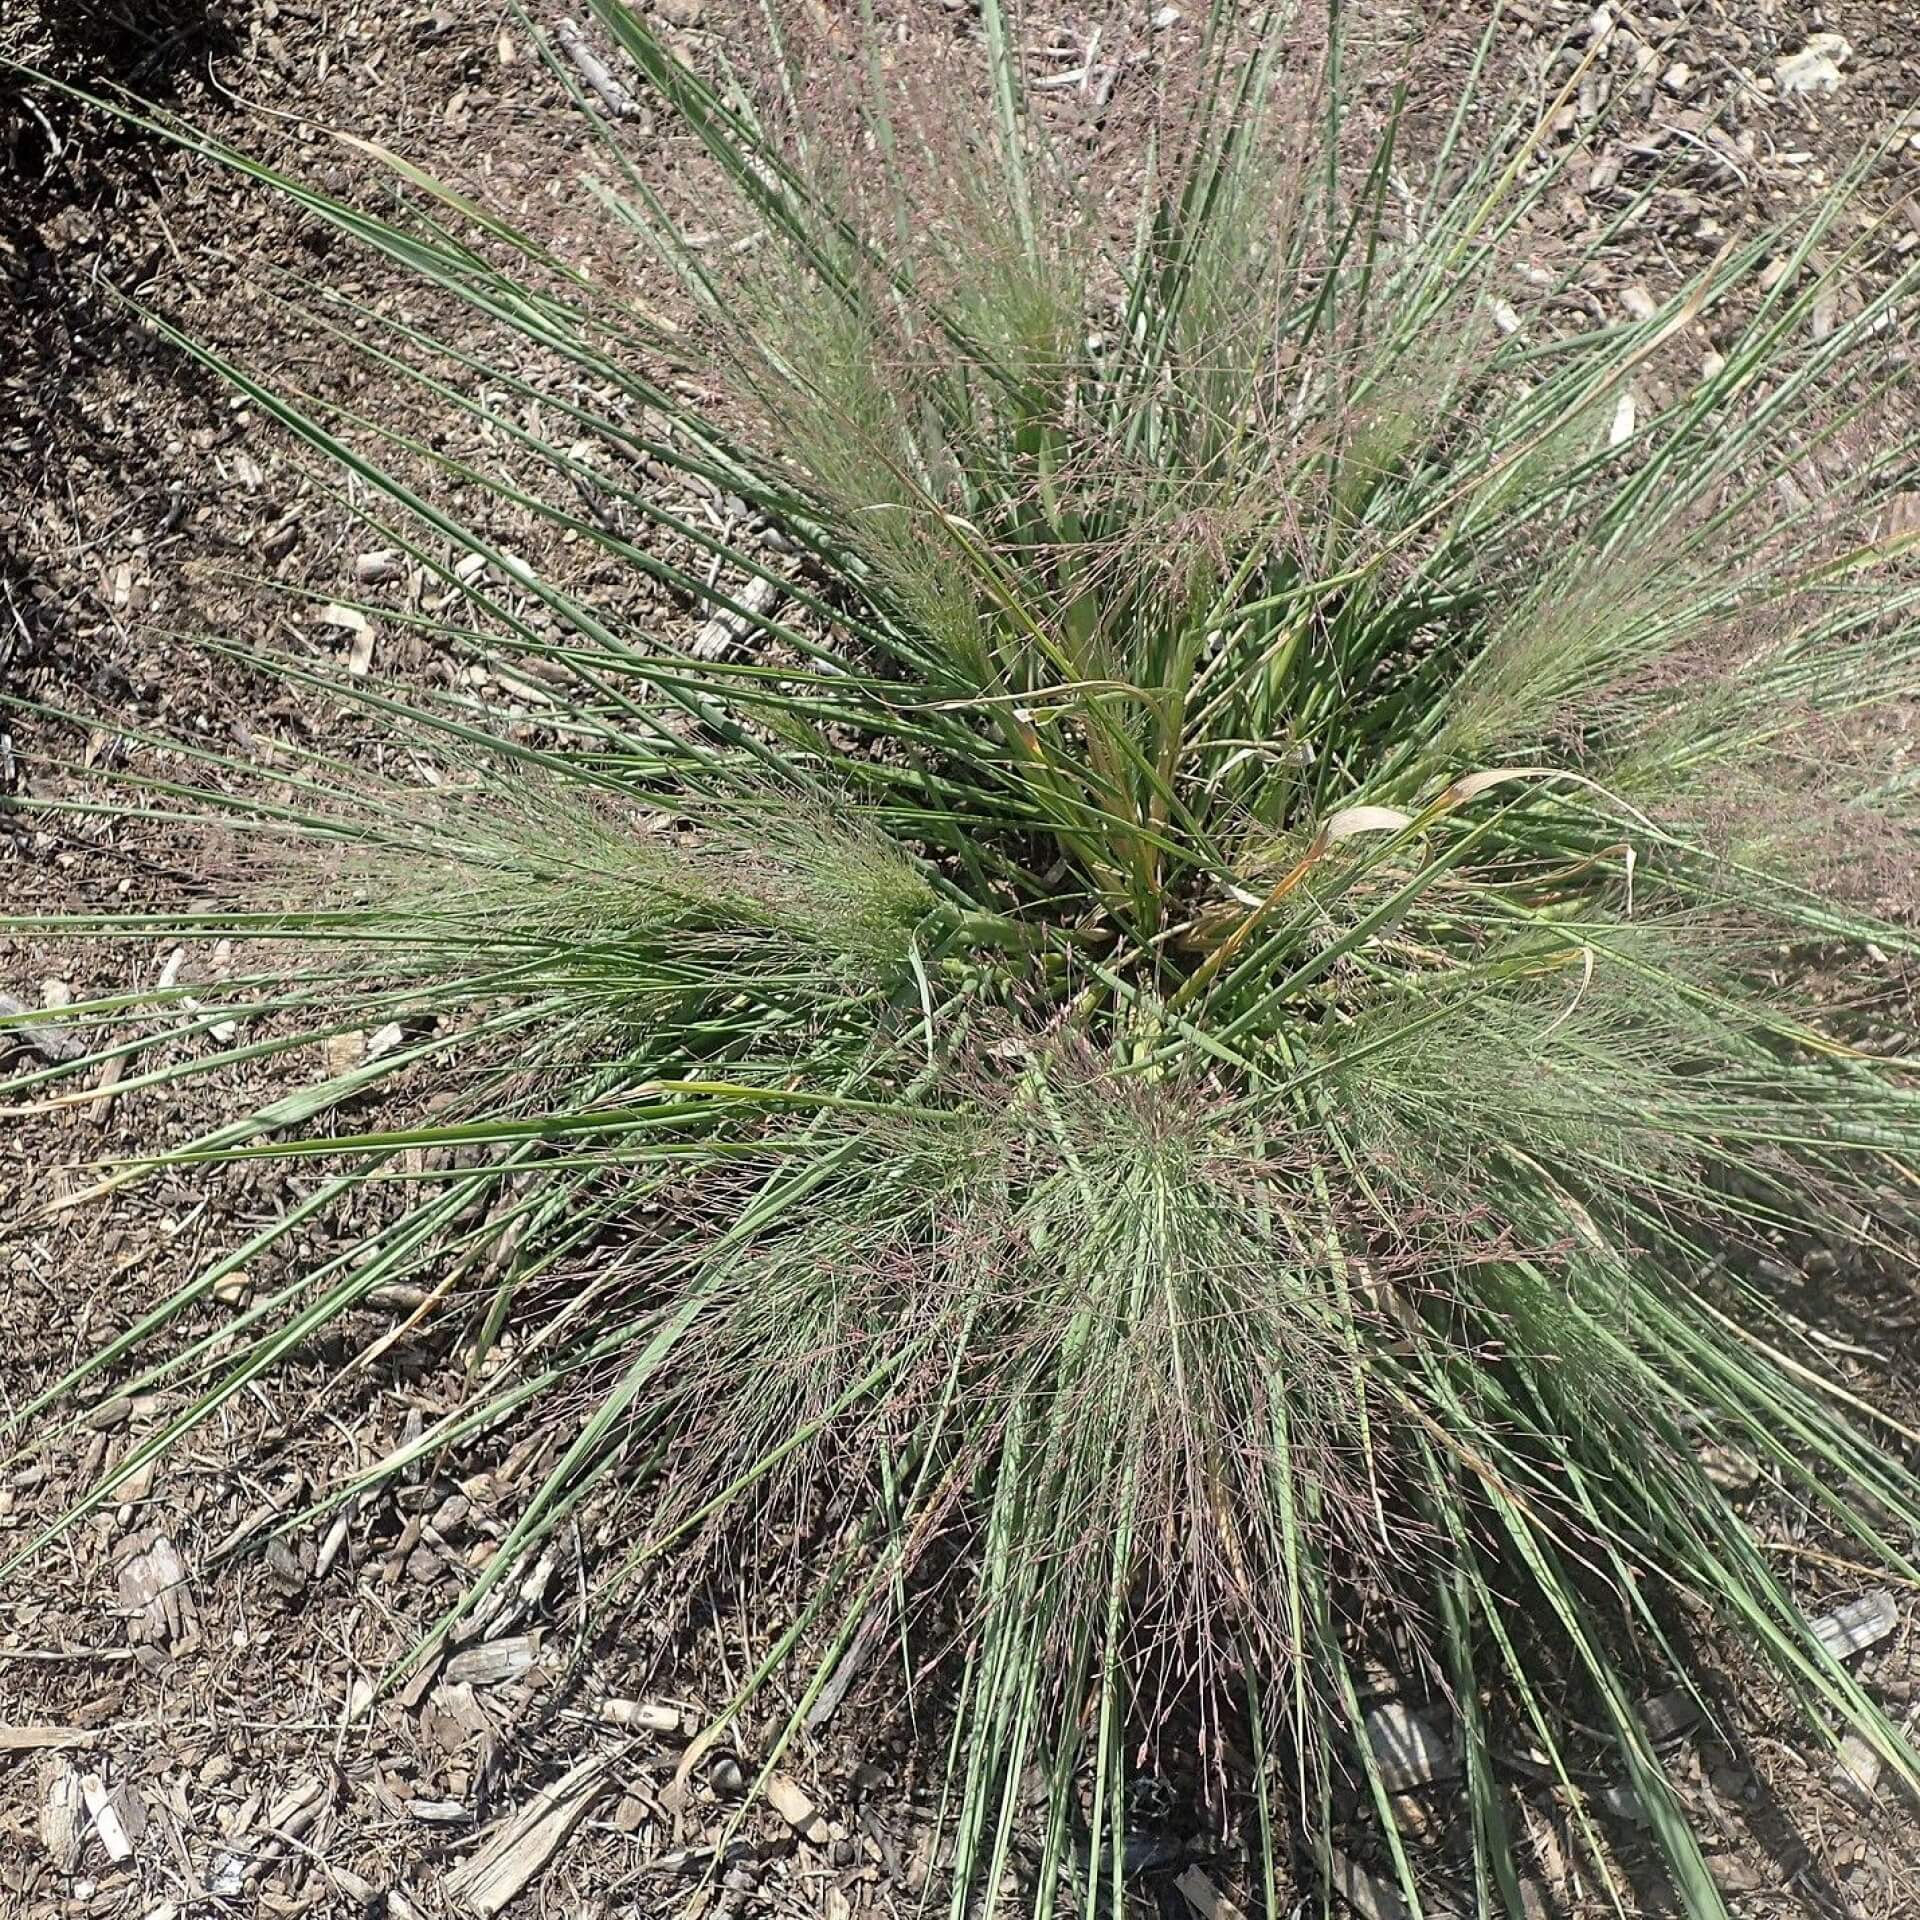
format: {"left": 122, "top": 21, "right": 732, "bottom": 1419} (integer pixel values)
{"left": 5, "top": 3, "right": 1920, "bottom": 1917}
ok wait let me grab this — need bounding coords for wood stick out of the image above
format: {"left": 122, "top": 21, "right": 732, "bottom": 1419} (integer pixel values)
{"left": 555, "top": 17, "right": 640, "bottom": 120}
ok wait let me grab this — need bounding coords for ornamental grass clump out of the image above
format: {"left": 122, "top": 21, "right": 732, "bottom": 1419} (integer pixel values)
{"left": 8, "top": 4, "right": 1920, "bottom": 1912}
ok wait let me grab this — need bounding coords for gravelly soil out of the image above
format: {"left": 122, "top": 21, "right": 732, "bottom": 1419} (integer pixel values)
{"left": 4, "top": 3, "right": 1920, "bottom": 1916}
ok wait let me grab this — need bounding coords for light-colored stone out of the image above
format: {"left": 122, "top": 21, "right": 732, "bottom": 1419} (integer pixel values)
{"left": 1774, "top": 34, "right": 1850, "bottom": 96}
{"left": 1364, "top": 1702, "right": 1458, "bottom": 1790}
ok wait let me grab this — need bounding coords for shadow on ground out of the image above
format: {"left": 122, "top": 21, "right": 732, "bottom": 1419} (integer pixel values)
{"left": 1, "top": 0, "right": 239, "bottom": 710}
